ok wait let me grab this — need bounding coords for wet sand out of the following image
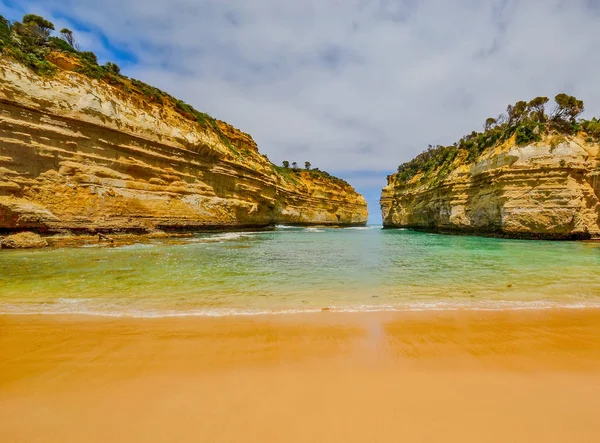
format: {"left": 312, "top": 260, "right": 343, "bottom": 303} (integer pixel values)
{"left": 2, "top": 309, "right": 600, "bottom": 442}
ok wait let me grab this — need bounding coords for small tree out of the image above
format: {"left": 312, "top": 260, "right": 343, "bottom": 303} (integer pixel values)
{"left": 507, "top": 100, "right": 527, "bottom": 125}
{"left": 60, "top": 28, "right": 76, "bottom": 48}
{"left": 550, "top": 94, "right": 584, "bottom": 133}
{"left": 552, "top": 93, "right": 584, "bottom": 122}
{"left": 20, "top": 14, "right": 54, "bottom": 43}
{"left": 495, "top": 112, "right": 508, "bottom": 125}
{"left": 22, "top": 14, "right": 55, "bottom": 30}
{"left": 291, "top": 161, "right": 298, "bottom": 170}
{"left": 484, "top": 117, "right": 496, "bottom": 131}
{"left": 282, "top": 160, "right": 289, "bottom": 168}
{"left": 304, "top": 161, "right": 311, "bottom": 170}
{"left": 527, "top": 96, "right": 549, "bottom": 122}
{"left": 104, "top": 61, "right": 121, "bottom": 75}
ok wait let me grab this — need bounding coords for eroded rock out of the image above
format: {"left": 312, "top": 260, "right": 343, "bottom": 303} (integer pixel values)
{"left": 0, "top": 58, "right": 367, "bottom": 233}
{"left": 381, "top": 136, "right": 600, "bottom": 239}
{"left": 1, "top": 232, "right": 48, "bottom": 249}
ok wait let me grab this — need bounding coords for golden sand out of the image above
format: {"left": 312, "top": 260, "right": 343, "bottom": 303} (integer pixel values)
{"left": 2, "top": 309, "right": 600, "bottom": 442}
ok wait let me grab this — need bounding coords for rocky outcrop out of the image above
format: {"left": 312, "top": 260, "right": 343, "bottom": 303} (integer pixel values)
{"left": 0, "top": 58, "right": 367, "bottom": 234}
{"left": 0, "top": 231, "right": 48, "bottom": 248}
{"left": 381, "top": 136, "right": 600, "bottom": 239}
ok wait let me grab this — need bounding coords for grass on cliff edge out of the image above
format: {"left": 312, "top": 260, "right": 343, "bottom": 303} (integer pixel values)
{"left": 273, "top": 165, "right": 353, "bottom": 189}
{"left": 0, "top": 13, "right": 355, "bottom": 191}
{"left": 0, "top": 14, "right": 245, "bottom": 157}
{"left": 395, "top": 95, "right": 600, "bottom": 186}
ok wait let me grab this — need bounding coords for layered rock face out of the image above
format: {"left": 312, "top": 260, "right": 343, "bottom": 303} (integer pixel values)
{"left": 381, "top": 137, "right": 600, "bottom": 239}
{"left": 0, "top": 58, "right": 367, "bottom": 233}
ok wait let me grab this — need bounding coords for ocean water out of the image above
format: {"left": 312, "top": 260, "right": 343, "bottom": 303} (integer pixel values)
{"left": 1, "top": 226, "right": 599, "bottom": 317}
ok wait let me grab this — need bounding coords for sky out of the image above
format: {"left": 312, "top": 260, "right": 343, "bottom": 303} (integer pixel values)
{"left": 4, "top": 0, "right": 600, "bottom": 223}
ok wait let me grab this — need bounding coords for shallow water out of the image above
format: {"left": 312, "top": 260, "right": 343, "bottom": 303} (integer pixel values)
{"left": 1, "top": 227, "right": 599, "bottom": 316}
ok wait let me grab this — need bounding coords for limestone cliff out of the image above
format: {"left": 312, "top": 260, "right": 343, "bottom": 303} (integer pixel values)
{"left": 381, "top": 135, "right": 600, "bottom": 239}
{"left": 0, "top": 58, "right": 367, "bottom": 233}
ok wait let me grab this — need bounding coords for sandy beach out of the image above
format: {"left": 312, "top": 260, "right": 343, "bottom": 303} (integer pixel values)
{"left": 1, "top": 309, "right": 600, "bottom": 442}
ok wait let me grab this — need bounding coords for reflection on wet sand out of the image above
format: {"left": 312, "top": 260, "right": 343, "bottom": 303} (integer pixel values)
{"left": 1, "top": 309, "right": 600, "bottom": 442}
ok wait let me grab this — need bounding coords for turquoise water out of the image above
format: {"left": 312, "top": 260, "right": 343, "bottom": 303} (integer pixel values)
{"left": 1, "top": 226, "right": 600, "bottom": 316}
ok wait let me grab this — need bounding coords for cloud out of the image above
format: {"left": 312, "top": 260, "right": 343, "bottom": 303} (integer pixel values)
{"left": 3, "top": 0, "right": 600, "bottom": 222}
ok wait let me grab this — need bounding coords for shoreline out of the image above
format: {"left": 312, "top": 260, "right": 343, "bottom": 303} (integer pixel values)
{"left": 4, "top": 304, "right": 600, "bottom": 322}
{"left": 381, "top": 225, "right": 600, "bottom": 241}
{"left": 2, "top": 302, "right": 600, "bottom": 318}
{"left": 0, "top": 223, "right": 370, "bottom": 249}
{"left": 2, "top": 309, "right": 600, "bottom": 442}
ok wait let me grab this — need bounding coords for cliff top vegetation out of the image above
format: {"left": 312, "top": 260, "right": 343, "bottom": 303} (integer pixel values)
{"left": 275, "top": 161, "right": 352, "bottom": 188}
{"left": 0, "top": 13, "right": 248, "bottom": 154}
{"left": 395, "top": 94, "right": 600, "bottom": 184}
{"left": 0, "top": 12, "right": 357, "bottom": 191}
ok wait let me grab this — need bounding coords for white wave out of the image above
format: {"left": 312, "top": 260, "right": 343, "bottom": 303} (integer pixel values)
{"left": 275, "top": 225, "right": 299, "bottom": 230}
{"left": 56, "top": 298, "right": 94, "bottom": 304}
{"left": 3, "top": 300, "right": 600, "bottom": 319}
{"left": 185, "top": 232, "right": 252, "bottom": 244}
{"left": 345, "top": 226, "right": 381, "bottom": 230}
{"left": 304, "top": 228, "right": 325, "bottom": 233}
{"left": 112, "top": 243, "right": 157, "bottom": 250}
{"left": 211, "top": 232, "right": 246, "bottom": 240}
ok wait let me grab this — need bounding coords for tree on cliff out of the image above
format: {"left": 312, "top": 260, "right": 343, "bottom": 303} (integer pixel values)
{"left": 60, "top": 28, "right": 77, "bottom": 48}
{"left": 528, "top": 96, "right": 549, "bottom": 122}
{"left": 550, "top": 94, "right": 584, "bottom": 132}
{"left": 484, "top": 117, "right": 497, "bottom": 131}
{"left": 291, "top": 162, "right": 298, "bottom": 170}
{"left": 282, "top": 160, "right": 290, "bottom": 168}
{"left": 305, "top": 161, "right": 311, "bottom": 170}
{"left": 553, "top": 94, "right": 584, "bottom": 120}
{"left": 104, "top": 61, "right": 121, "bottom": 75}
{"left": 0, "top": 11, "right": 246, "bottom": 159}
{"left": 18, "top": 14, "right": 55, "bottom": 44}
{"left": 396, "top": 93, "right": 598, "bottom": 184}
{"left": 507, "top": 100, "right": 528, "bottom": 125}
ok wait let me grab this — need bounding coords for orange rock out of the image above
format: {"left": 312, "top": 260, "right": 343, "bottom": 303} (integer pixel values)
{"left": 46, "top": 52, "right": 83, "bottom": 71}
{"left": 0, "top": 232, "right": 48, "bottom": 249}
{"left": 381, "top": 135, "right": 600, "bottom": 239}
{"left": 0, "top": 58, "right": 368, "bottom": 234}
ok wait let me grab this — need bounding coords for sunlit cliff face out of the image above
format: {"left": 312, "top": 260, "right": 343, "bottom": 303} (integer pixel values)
{"left": 381, "top": 135, "right": 600, "bottom": 239}
{"left": 0, "top": 58, "right": 367, "bottom": 233}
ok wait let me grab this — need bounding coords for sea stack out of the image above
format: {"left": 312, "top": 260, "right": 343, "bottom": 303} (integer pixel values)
{"left": 381, "top": 96, "right": 600, "bottom": 239}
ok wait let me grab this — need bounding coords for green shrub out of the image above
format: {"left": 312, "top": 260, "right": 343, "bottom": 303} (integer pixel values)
{"left": 1, "top": 12, "right": 272, "bottom": 161}
{"left": 394, "top": 94, "right": 594, "bottom": 185}
{"left": 131, "top": 79, "right": 165, "bottom": 103}
{"left": 103, "top": 61, "right": 121, "bottom": 75}
{"left": 74, "top": 60, "right": 105, "bottom": 79}
{"left": 79, "top": 51, "right": 98, "bottom": 64}
{"left": 7, "top": 46, "right": 56, "bottom": 75}
{"left": 515, "top": 120, "right": 543, "bottom": 145}
{"left": 0, "top": 15, "right": 10, "bottom": 48}
{"left": 581, "top": 118, "right": 600, "bottom": 139}
{"left": 47, "top": 36, "right": 77, "bottom": 53}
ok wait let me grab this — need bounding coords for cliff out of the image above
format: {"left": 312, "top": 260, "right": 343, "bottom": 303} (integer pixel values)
{"left": 0, "top": 57, "right": 367, "bottom": 234}
{"left": 381, "top": 134, "right": 600, "bottom": 239}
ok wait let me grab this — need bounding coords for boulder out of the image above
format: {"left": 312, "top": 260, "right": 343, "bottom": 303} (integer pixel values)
{"left": 0, "top": 232, "right": 48, "bottom": 249}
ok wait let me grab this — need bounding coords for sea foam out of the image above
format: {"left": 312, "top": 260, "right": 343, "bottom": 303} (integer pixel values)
{"left": 2, "top": 299, "right": 600, "bottom": 319}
